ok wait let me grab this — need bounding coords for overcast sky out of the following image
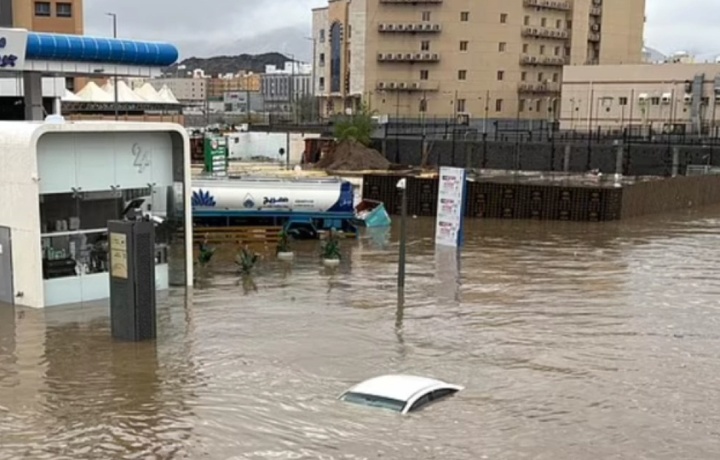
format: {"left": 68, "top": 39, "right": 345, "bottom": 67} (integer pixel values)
{"left": 83, "top": 0, "right": 720, "bottom": 61}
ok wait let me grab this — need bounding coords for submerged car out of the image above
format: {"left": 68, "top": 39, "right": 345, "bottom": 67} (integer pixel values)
{"left": 339, "top": 374, "right": 463, "bottom": 414}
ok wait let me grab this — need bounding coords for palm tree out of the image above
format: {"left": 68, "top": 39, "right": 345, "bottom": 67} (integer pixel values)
{"left": 334, "top": 102, "right": 376, "bottom": 147}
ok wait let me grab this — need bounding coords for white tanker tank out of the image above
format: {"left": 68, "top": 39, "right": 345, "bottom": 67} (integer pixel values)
{"left": 190, "top": 177, "right": 356, "bottom": 214}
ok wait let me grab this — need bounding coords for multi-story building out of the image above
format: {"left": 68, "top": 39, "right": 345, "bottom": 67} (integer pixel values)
{"left": 261, "top": 62, "right": 314, "bottom": 114}
{"left": 560, "top": 63, "right": 720, "bottom": 135}
{"left": 149, "top": 78, "right": 207, "bottom": 104}
{"left": 312, "top": 0, "right": 646, "bottom": 121}
{"left": 1, "top": 0, "right": 83, "bottom": 34}
{"left": 207, "top": 74, "right": 262, "bottom": 99}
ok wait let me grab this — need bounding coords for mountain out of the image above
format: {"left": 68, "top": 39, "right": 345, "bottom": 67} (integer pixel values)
{"left": 168, "top": 25, "right": 313, "bottom": 67}
{"left": 166, "top": 52, "right": 291, "bottom": 76}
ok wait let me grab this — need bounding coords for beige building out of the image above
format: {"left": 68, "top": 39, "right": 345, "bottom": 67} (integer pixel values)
{"left": 207, "top": 75, "right": 262, "bottom": 99}
{"left": 560, "top": 64, "right": 720, "bottom": 135}
{"left": 5, "top": 0, "right": 84, "bottom": 34}
{"left": 149, "top": 78, "right": 207, "bottom": 103}
{"left": 312, "top": 0, "right": 645, "bottom": 120}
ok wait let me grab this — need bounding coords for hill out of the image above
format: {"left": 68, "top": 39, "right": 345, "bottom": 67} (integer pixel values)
{"left": 165, "top": 52, "right": 291, "bottom": 77}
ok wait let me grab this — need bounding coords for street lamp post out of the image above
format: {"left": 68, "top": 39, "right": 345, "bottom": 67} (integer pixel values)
{"left": 106, "top": 12, "right": 118, "bottom": 121}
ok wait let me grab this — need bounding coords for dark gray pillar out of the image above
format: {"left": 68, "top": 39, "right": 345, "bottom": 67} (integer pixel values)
{"left": 23, "top": 72, "right": 44, "bottom": 121}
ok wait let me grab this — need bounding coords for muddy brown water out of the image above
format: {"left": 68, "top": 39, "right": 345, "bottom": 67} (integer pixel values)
{"left": 3, "top": 208, "right": 720, "bottom": 459}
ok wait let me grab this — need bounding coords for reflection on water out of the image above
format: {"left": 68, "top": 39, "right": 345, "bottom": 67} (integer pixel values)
{"left": 3, "top": 207, "right": 720, "bottom": 459}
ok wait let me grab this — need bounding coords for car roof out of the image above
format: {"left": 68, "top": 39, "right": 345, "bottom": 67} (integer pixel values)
{"left": 344, "top": 374, "right": 462, "bottom": 403}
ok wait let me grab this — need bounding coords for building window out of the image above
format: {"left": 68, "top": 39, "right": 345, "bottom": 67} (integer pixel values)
{"left": 460, "top": 41, "right": 468, "bottom": 51}
{"left": 556, "top": 19, "right": 563, "bottom": 29}
{"left": 519, "top": 99, "right": 526, "bottom": 112}
{"left": 34, "top": 1, "right": 51, "bottom": 16}
{"left": 651, "top": 97, "right": 660, "bottom": 105}
{"left": 495, "top": 99, "right": 503, "bottom": 112}
{"left": 319, "top": 53, "right": 325, "bottom": 66}
{"left": 421, "top": 41, "right": 430, "bottom": 51}
{"left": 422, "top": 11, "right": 431, "bottom": 21}
{"left": 457, "top": 99, "right": 466, "bottom": 112}
{"left": 552, "top": 73, "right": 559, "bottom": 82}
{"left": 461, "top": 12, "right": 469, "bottom": 22}
{"left": 319, "top": 77, "right": 325, "bottom": 90}
{"left": 538, "top": 72, "right": 544, "bottom": 82}
{"left": 497, "top": 70, "right": 504, "bottom": 81}
{"left": 498, "top": 42, "right": 506, "bottom": 52}
{"left": 521, "top": 72, "right": 527, "bottom": 81}
{"left": 319, "top": 29, "right": 325, "bottom": 43}
{"left": 539, "top": 45, "right": 545, "bottom": 55}
{"left": 458, "top": 70, "right": 467, "bottom": 80}
{"left": 56, "top": 2, "right": 72, "bottom": 17}
{"left": 329, "top": 22, "right": 343, "bottom": 93}
{"left": 524, "top": 16, "right": 530, "bottom": 26}
{"left": 523, "top": 44, "right": 529, "bottom": 53}
{"left": 348, "top": 25, "right": 352, "bottom": 38}
{"left": 500, "top": 13, "right": 507, "bottom": 23}
{"left": 619, "top": 97, "right": 628, "bottom": 106}
{"left": 541, "top": 18, "right": 547, "bottom": 27}
{"left": 420, "top": 70, "right": 429, "bottom": 80}
{"left": 536, "top": 100, "right": 542, "bottom": 112}
{"left": 567, "top": 20, "right": 573, "bottom": 29}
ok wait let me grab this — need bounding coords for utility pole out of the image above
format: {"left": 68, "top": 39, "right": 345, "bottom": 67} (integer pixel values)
{"left": 107, "top": 12, "right": 118, "bottom": 120}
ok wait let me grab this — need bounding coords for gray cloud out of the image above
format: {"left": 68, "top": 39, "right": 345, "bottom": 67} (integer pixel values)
{"left": 84, "top": 0, "right": 718, "bottom": 62}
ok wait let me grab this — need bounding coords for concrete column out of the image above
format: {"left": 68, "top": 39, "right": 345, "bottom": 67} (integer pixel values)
{"left": 53, "top": 97, "right": 62, "bottom": 116}
{"left": 23, "top": 72, "right": 44, "bottom": 121}
{"left": 563, "top": 144, "right": 571, "bottom": 172}
{"left": 672, "top": 147, "right": 680, "bottom": 177}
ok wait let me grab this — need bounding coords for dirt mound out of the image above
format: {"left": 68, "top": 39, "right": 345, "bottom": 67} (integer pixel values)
{"left": 316, "top": 140, "right": 391, "bottom": 171}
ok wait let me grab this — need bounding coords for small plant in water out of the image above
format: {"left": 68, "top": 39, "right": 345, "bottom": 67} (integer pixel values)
{"left": 197, "top": 234, "right": 215, "bottom": 266}
{"left": 276, "top": 229, "right": 292, "bottom": 255}
{"left": 320, "top": 229, "right": 342, "bottom": 261}
{"left": 236, "top": 246, "right": 259, "bottom": 275}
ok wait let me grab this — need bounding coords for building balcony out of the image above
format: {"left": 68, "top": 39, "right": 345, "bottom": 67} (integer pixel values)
{"left": 519, "top": 55, "right": 568, "bottom": 66}
{"left": 518, "top": 82, "right": 561, "bottom": 94}
{"left": 376, "top": 81, "right": 439, "bottom": 92}
{"left": 523, "top": 0, "right": 571, "bottom": 11}
{"left": 377, "top": 52, "right": 441, "bottom": 63}
{"left": 380, "top": 0, "right": 442, "bottom": 3}
{"left": 521, "top": 27, "right": 570, "bottom": 40}
{"left": 378, "top": 23, "right": 442, "bottom": 33}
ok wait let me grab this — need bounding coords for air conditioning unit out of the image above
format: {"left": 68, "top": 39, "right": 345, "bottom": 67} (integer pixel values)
{"left": 638, "top": 93, "right": 648, "bottom": 104}
{"left": 398, "top": 82, "right": 408, "bottom": 89}
{"left": 405, "top": 53, "right": 413, "bottom": 60}
{"left": 684, "top": 94, "right": 692, "bottom": 104}
{"left": 591, "top": 23, "right": 601, "bottom": 32}
{"left": 410, "top": 82, "right": 420, "bottom": 89}
{"left": 424, "top": 23, "right": 433, "bottom": 31}
{"left": 457, "top": 113, "right": 471, "bottom": 126}
{"left": 377, "top": 82, "right": 386, "bottom": 89}
{"left": 406, "top": 24, "right": 415, "bottom": 31}
{"left": 385, "top": 53, "right": 395, "bottom": 60}
{"left": 530, "top": 56, "right": 537, "bottom": 63}
{"left": 386, "top": 24, "right": 394, "bottom": 31}
{"left": 433, "top": 24, "right": 441, "bottom": 31}
{"left": 388, "top": 82, "right": 397, "bottom": 89}
{"left": 396, "top": 24, "right": 405, "bottom": 31}
{"left": 432, "top": 53, "right": 439, "bottom": 60}
{"left": 378, "top": 24, "right": 386, "bottom": 31}
{"left": 395, "top": 53, "right": 404, "bottom": 59}
{"left": 560, "top": 31, "right": 569, "bottom": 38}
{"left": 415, "top": 53, "right": 423, "bottom": 60}
{"left": 415, "top": 24, "right": 424, "bottom": 31}
{"left": 661, "top": 93, "right": 671, "bottom": 104}
{"left": 377, "top": 53, "right": 385, "bottom": 61}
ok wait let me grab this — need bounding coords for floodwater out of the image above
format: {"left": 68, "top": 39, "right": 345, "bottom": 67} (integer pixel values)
{"left": 3, "top": 208, "right": 720, "bottom": 460}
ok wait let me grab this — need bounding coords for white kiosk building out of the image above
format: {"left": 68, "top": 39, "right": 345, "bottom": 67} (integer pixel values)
{"left": 0, "top": 121, "right": 193, "bottom": 308}
{"left": 0, "top": 28, "right": 193, "bottom": 308}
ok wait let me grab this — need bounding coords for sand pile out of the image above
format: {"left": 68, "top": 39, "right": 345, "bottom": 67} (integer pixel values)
{"left": 316, "top": 140, "right": 391, "bottom": 171}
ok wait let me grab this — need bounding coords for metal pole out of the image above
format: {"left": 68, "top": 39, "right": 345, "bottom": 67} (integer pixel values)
{"left": 397, "top": 180, "right": 407, "bottom": 306}
{"left": 285, "top": 131, "right": 290, "bottom": 170}
{"left": 483, "top": 89, "right": 489, "bottom": 135}
{"left": 108, "top": 13, "right": 118, "bottom": 121}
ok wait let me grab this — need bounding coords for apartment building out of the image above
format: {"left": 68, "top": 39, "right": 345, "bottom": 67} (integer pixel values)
{"left": 312, "top": 0, "right": 645, "bottom": 121}
{"left": 149, "top": 78, "right": 207, "bottom": 103}
{"left": 207, "top": 74, "right": 262, "bottom": 100}
{"left": 561, "top": 63, "right": 720, "bottom": 135}
{"left": 1, "top": 0, "right": 83, "bottom": 34}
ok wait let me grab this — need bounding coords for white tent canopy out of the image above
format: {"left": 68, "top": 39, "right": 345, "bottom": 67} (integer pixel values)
{"left": 158, "top": 85, "right": 180, "bottom": 104}
{"left": 61, "top": 89, "right": 82, "bottom": 102}
{"left": 70, "top": 80, "right": 181, "bottom": 105}
{"left": 75, "top": 81, "right": 113, "bottom": 103}
{"left": 135, "top": 82, "right": 163, "bottom": 103}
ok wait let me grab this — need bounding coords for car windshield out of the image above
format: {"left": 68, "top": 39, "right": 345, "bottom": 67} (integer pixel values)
{"left": 340, "top": 392, "right": 405, "bottom": 412}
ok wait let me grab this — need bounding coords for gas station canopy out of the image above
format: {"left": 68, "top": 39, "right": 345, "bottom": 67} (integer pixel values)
{"left": 0, "top": 28, "right": 179, "bottom": 78}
